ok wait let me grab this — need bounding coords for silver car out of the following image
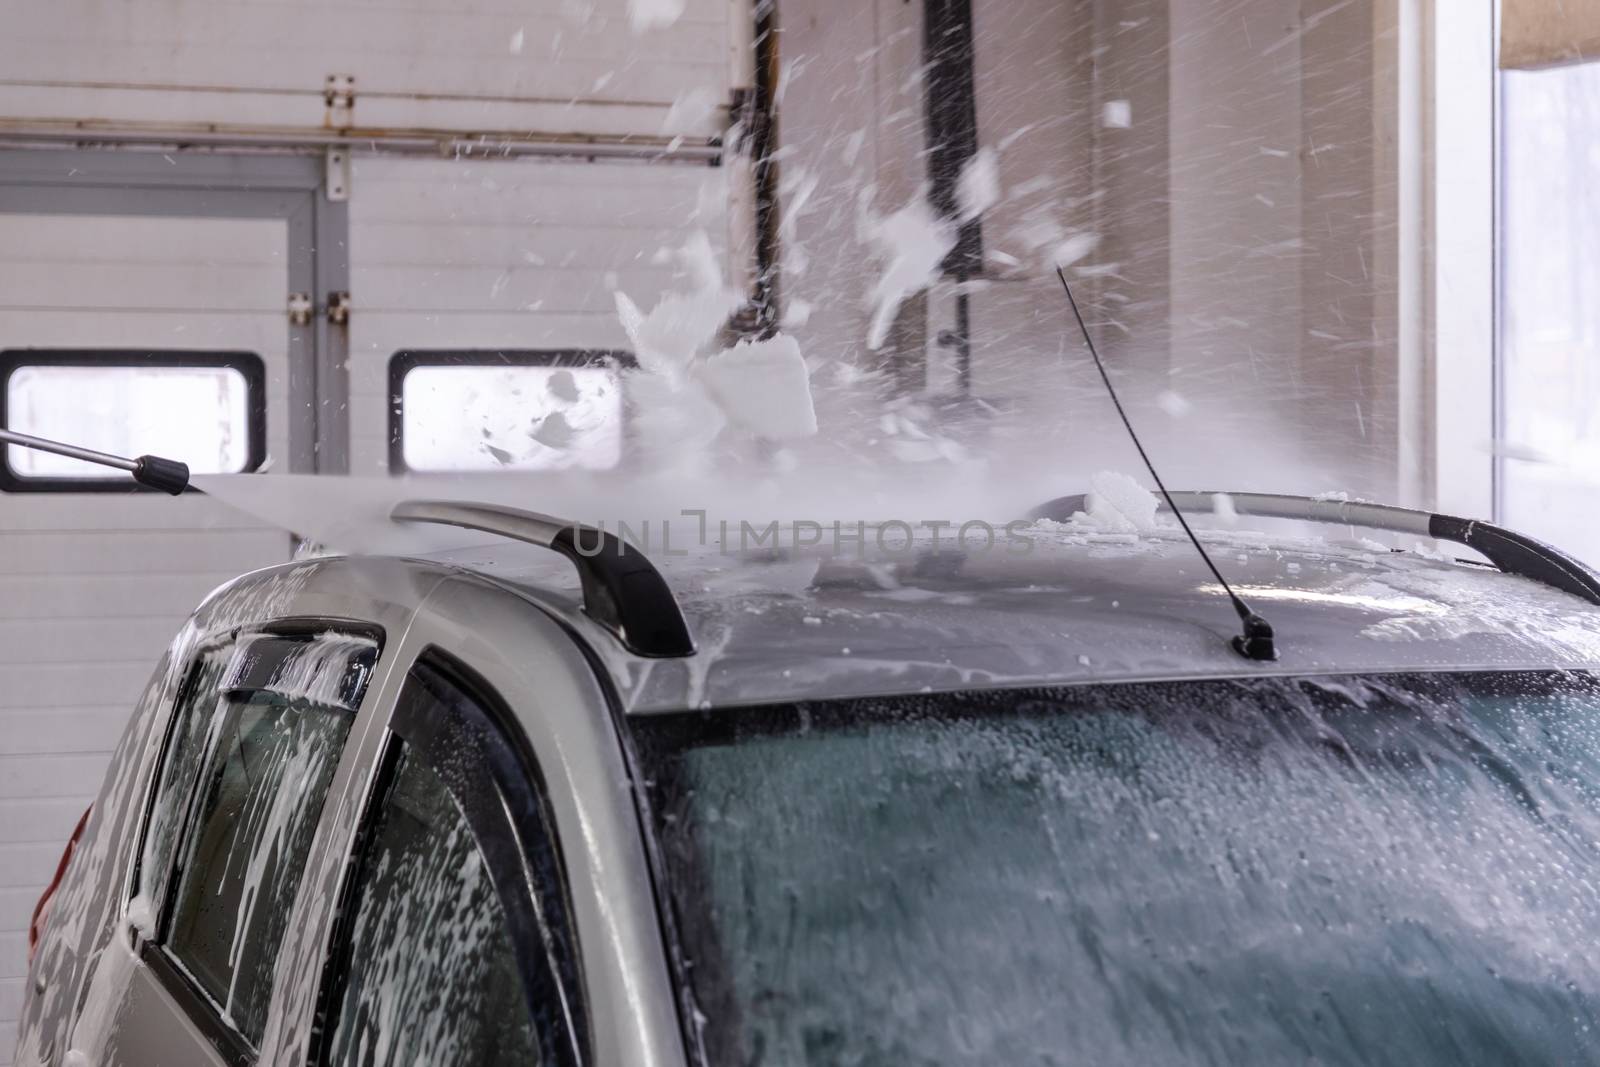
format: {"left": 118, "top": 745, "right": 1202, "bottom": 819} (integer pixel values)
{"left": 16, "top": 491, "right": 1600, "bottom": 1066}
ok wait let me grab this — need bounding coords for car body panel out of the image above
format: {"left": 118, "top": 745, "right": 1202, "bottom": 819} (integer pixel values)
{"left": 18, "top": 516, "right": 1600, "bottom": 1066}
{"left": 104, "top": 948, "right": 228, "bottom": 1066}
{"left": 256, "top": 569, "right": 686, "bottom": 1067}
{"left": 17, "top": 554, "right": 686, "bottom": 1067}
{"left": 15, "top": 557, "right": 441, "bottom": 1067}
{"left": 455, "top": 523, "right": 1600, "bottom": 713}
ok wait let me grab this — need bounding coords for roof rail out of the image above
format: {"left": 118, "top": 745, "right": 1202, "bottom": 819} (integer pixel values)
{"left": 391, "top": 500, "right": 696, "bottom": 658}
{"left": 1029, "top": 490, "right": 1600, "bottom": 607}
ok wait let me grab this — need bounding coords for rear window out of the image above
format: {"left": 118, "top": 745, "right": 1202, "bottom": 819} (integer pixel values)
{"left": 0, "top": 350, "right": 264, "bottom": 490}
{"left": 633, "top": 670, "right": 1600, "bottom": 1066}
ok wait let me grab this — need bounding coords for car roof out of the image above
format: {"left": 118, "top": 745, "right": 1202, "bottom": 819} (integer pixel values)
{"left": 378, "top": 519, "right": 1600, "bottom": 713}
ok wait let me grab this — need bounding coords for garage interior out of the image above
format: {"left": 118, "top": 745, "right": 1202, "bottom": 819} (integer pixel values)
{"left": 2, "top": 1, "right": 1599, "bottom": 1060}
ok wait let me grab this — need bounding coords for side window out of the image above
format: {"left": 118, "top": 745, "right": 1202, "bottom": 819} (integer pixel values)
{"left": 136, "top": 630, "right": 379, "bottom": 1054}
{"left": 135, "top": 647, "right": 234, "bottom": 912}
{"left": 323, "top": 744, "right": 539, "bottom": 1063}
{"left": 317, "top": 659, "right": 586, "bottom": 1067}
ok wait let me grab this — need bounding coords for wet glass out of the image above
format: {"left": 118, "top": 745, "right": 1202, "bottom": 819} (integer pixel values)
{"left": 323, "top": 744, "right": 541, "bottom": 1066}
{"left": 135, "top": 649, "right": 231, "bottom": 917}
{"left": 150, "top": 632, "right": 377, "bottom": 1046}
{"left": 166, "top": 690, "right": 352, "bottom": 1043}
{"left": 635, "top": 671, "right": 1600, "bottom": 1066}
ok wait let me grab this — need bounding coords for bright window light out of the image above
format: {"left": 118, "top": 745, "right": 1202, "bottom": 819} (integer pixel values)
{"left": 1501, "top": 64, "right": 1600, "bottom": 567}
{"left": 398, "top": 363, "right": 624, "bottom": 472}
{"left": 5, "top": 362, "right": 256, "bottom": 479}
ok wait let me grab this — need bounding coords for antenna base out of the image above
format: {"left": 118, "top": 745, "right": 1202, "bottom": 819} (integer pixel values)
{"left": 1232, "top": 613, "right": 1278, "bottom": 661}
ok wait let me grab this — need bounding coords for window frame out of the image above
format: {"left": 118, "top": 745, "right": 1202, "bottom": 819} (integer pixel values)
{"left": 1393, "top": 2, "right": 1497, "bottom": 518}
{"left": 309, "top": 650, "right": 590, "bottom": 1066}
{"left": 387, "top": 348, "right": 633, "bottom": 474}
{"left": 0, "top": 348, "right": 267, "bottom": 493}
{"left": 128, "top": 619, "right": 383, "bottom": 1067}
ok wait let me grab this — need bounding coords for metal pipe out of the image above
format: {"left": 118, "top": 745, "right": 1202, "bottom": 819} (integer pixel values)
{"left": 1174, "top": 491, "right": 1436, "bottom": 537}
{"left": 0, "top": 428, "right": 190, "bottom": 493}
{"left": 0, "top": 122, "right": 722, "bottom": 165}
{"left": 954, "top": 284, "right": 973, "bottom": 394}
{"left": 750, "top": 0, "right": 782, "bottom": 331}
{"left": 0, "top": 427, "right": 137, "bottom": 472}
{"left": 1031, "top": 489, "right": 1436, "bottom": 537}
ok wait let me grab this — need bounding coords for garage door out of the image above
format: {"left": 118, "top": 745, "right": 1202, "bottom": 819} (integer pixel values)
{"left": 348, "top": 154, "right": 729, "bottom": 473}
{"left": 0, "top": 0, "right": 732, "bottom": 144}
{"left": 0, "top": 209, "right": 296, "bottom": 1063}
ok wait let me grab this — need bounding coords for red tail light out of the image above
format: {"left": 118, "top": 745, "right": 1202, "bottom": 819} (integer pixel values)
{"left": 28, "top": 805, "right": 92, "bottom": 968}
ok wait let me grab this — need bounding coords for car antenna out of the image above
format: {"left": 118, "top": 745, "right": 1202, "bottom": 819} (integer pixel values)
{"left": 1054, "top": 267, "right": 1276, "bottom": 661}
{"left": 0, "top": 427, "right": 190, "bottom": 494}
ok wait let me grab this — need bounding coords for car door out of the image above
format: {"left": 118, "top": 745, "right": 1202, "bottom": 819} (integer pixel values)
{"left": 309, "top": 654, "right": 587, "bottom": 1066}
{"left": 64, "top": 626, "right": 380, "bottom": 1067}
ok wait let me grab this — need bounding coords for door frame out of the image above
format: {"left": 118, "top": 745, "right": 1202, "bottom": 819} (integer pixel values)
{"left": 0, "top": 148, "right": 350, "bottom": 472}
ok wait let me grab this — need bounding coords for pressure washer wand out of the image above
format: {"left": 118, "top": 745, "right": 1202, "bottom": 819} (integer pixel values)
{"left": 0, "top": 427, "right": 190, "bottom": 494}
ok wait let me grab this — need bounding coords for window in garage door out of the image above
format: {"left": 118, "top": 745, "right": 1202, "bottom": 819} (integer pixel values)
{"left": 389, "top": 349, "right": 630, "bottom": 473}
{"left": 1, "top": 351, "right": 266, "bottom": 490}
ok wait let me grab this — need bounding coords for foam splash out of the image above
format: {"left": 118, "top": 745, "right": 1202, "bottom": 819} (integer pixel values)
{"left": 698, "top": 334, "right": 818, "bottom": 441}
{"left": 864, "top": 191, "right": 956, "bottom": 351}
{"left": 613, "top": 231, "right": 819, "bottom": 466}
{"left": 957, "top": 147, "right": 1001, "bottom": 222}
{"left": 1078, "top": 470, "right": 1160, "bottom": 533}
